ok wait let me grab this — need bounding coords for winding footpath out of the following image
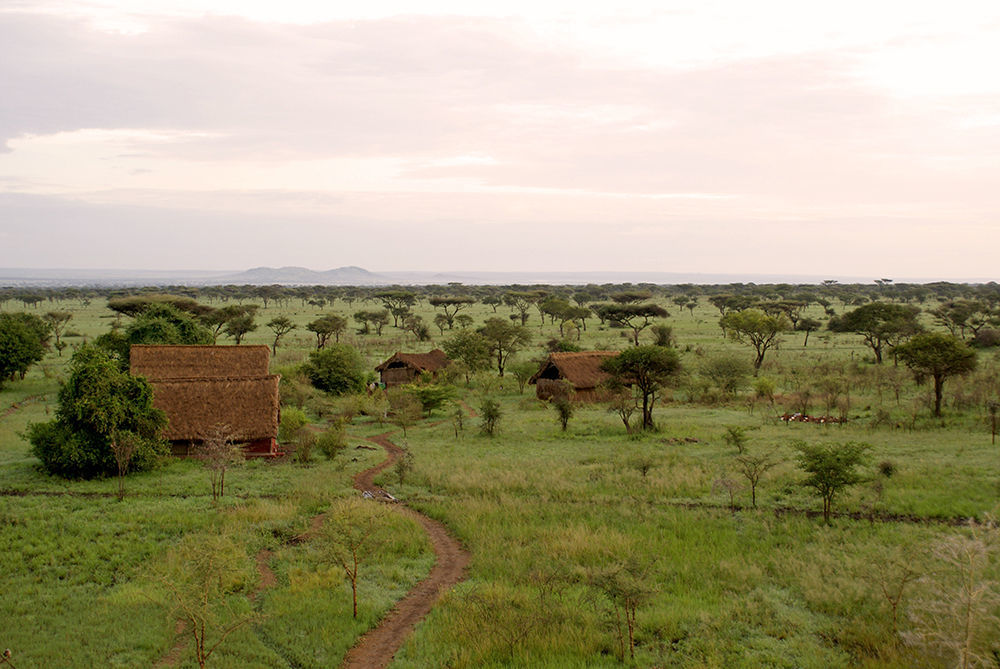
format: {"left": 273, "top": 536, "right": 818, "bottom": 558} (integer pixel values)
{"left": 341, "top": 431, "right": 470, "bottom": 669}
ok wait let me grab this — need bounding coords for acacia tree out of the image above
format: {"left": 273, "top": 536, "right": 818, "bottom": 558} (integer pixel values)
{"left": 443, "top": 329, "right": 492, "bottom": 384}
{"left": 602, "top": 345, "right": 682, "bottom": 430}
{"left": 374, "top": 290, "right": 417, "bottom": 327}
{"left": 322, "top": 499, "right": 389, "bottom": 619}
{"left": 200, "top": 304, "right": 257, "bottom": 344}
{"left": 719, "top": 309, "right": 789, "bottom": 373}
{"left": 895, "top": 332, "right": 977, "bottom": 417}
{"left": 43, "top": 310, "right": 72, "bottom": 355}
{"left": 0, "top": 312, "right": 49, "bottom": 385}
{"left": 828, "top": 302, "right": 922, "bottom": 364}
{"left": 306, "top": 314, "right": 347, "bottom": 349}
{"left": 478, "top": 318, "right": 531, "bottom": 377}
{"left": 595, "top": 303, "right": 669, "bottom": 346}
{"left": 429, "top": 296, "right": 476, "bottom": 329}
{"left": 266, "top": 316, "right": 295, "bottom": 355}
{"left": 223, "top": 313, "right": 257, "bottom": 345}
{"left": 795, "top": 440, "right": 869, "bottom": 523}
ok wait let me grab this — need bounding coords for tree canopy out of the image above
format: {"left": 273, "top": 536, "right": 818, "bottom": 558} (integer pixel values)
{"left": 602, "top": 345, "right": 682, "bottom": 430}
{"left": 894, "top": 332, "right": 978, "bottom": 417}
{"left": 28, "top": 344, "right": 167, "bottom": 478}
{"left": 0, "top": 312, "right": 50, "bottom": 386}
{"left": 828, "top": 302, "right": 922, "bottom": 364}
{"left": 718, "top": 309, "right": 789, "bottom": 373}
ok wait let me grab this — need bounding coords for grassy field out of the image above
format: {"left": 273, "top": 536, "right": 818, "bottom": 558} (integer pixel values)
{"left": 1, "top": 290, "right": 998, "bottom": 667}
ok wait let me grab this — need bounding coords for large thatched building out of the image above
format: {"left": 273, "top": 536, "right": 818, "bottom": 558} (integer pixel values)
{"left": 375, "top": 349, "right": 451, "bottom": 387}
{"left": 130, "top": 345, "right": 281, "bottom": 456}
{"left": 529, "top": 351, "right": 619, "bottom": 402}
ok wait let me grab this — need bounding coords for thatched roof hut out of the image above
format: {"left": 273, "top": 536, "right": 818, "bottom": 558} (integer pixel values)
{"left": 529, "top": 351, "right": 619, "bottom": 402}
{"left": 130, "top": 345, "right": 280, "bottom": 456}
{"left": 150, "top": 376, "right": 280, "bottom": 443}
{"left": 375, "top": 349, "right": 451, "bottom": 387}
{"left": 131, "top": 345, "right": 270, "bottom": 380}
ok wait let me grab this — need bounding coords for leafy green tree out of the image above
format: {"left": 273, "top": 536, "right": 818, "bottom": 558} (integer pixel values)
{"left": 125, "top": 303, "right": 214, "bottom": 348}
{"left": 479, "top": 398, "right": 502, "bottom": 436}
{"left": 266, "top": 316, "right": 296, "bottom": 354}
{"left": 796, "top": 317, "right": 822, "bottom": 347}
{"left": 478, "top": 318, "right": 532, "bottom": 377}
{"left": 595, "top": 303, "right": 670, "bottom": 346}
{"left": 719, "top": 309, "right": 789, "bottom": 373}
{"left": 895, "top": 332, "right": 978, "bottom": 417}
{"left": 28, "top": 345, "right": 167, "bottom": 478}
{"left": 200, "top": 304, "right": 257, "bottom": 344}
{"left": 0, "top": 312, "right": 49, "bottom": 385}
{"left": 828, "top": 302, "right": 922, "bottom": 364}
{"left": 302, "top": 344, "right": 367, "bottom": 395}
{"left": 43, "top": 311, "right": 72, "bottom": 355}
{"left": 508, "top": 360, "right": 538, "bottom": 394}
{"left": 307, "top": 314, "right": 347, "bottom": 349}
{"left": 794, "top": 441, "right": 870, "bottom": 523}
{"left": 429, "top": 295, "right": 476, "bottom": 329}
{"left": 223, "top": 312, "right": 257, "bottom": 345}
{"left": 552, "top": 396, "right": 574, "bottom": 431}
{"left": 374, "top": 290, "right": 418, "bottom": 327}
{"left": 602, "top": 345, "right": 682, "bottom": 430}
{"left": 404, "top": 383, "right": 458, "bottom": 417}
{"left": 443, "top": 329, "right": 493, "bottom": 384}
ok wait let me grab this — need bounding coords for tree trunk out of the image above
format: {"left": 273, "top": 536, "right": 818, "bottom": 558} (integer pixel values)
{"left": 933, "top": 374, "right": 944, "bottom": 417}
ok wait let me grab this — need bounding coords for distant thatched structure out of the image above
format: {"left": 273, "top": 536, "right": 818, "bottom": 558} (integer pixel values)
{"left": 529, "top": 351, "right": 619, "bottom": 402}
{"left": 130, "top": 345, "right": 281, "bottom": 456}
{"left": 375, "top": 349, "right": 451, "bottom": 387}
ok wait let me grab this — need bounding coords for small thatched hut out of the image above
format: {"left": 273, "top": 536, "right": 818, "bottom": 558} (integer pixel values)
{"left": 375, "top": 349, "right": 451, "bottom": 387}
{"left": 529, "top": 351, "right": 619, "bottom": 402}
{"left": 130, "top": 345, "right": 281, "bottom": 456}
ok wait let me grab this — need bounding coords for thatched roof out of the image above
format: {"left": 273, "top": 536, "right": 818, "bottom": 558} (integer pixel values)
{"left": 529, "top": 351, "right": 619, "bottom": 390}
{"left": 150, "top": 376, "right": 280, "bottom": 442}
{"left": 375, "top": 349, "right": 451, "bottom": 373}
{"left": 131, "top": 345, "right": 270, "bottom": 380}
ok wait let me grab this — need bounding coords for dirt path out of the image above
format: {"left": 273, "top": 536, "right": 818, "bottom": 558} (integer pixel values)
{"left": 341, "top": 431, "right": 470, "bottom": 669}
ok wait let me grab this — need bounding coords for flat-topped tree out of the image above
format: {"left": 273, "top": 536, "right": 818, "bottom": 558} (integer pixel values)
{"left": 429, "top": 295, "right": 476, "bottom": 329}
{"left": 895, "top": 333, "right": 977, "bottom": 417}
{"left": 595, "top": 303, "right": 669, "bottom": 346}
{"left": 719, "top": 309, "right": 789, "bottom": 373}
{"left": 601, "top": 345, "right": 682, "bottom": 430}
{"left": 828, "top": 302, "right": 922, "bottom": 364}
{"left": 375, "top": 290, "right": 418, "bottom": 327}
{"left": 478, "top": 317, "right": 531, "bottom": 377}
{"left": 307, "top": 314, "right": 347, "bottom": 349}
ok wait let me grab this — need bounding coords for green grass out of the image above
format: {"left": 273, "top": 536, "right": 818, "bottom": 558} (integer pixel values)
{"left": 1, "top": 293, "right": 999, "bottom": 667}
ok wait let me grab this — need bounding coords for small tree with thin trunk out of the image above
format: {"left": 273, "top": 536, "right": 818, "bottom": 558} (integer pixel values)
{"left": 794, "top": 440, "right": 869, "bottom": 523}
{"left": 266, "top": 316, "right": 295, "bottom": 355}
{"left": 895, "top": 332, "right": 978, "bottom": 418}
{"left": 735, "top": 450, "right": 778, "bottom": 507}
{"left": 552, "top": 396, "right": 574, "bottom": 432}
{"left": 157, "top": 533, "right": 258, "bottom": 669}
{"left": 196, "top": 423, "right": 244, "bottom": 501}
{"left": 110, "top": 430, "right": 141, "bottom": 501}
{"left": 479, "top": 398, "right": 501, "bottom": 436}
{"left": 321, "top": 499, "right": 389, "bottom": 619}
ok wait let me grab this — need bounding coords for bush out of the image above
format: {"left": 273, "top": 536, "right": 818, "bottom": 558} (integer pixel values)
{"left": 972, "top": 328, "right": 1000, "bottom": 348}
{"left": 302, "top": 344, "right": 366, "bottom": 395}
{"left": 700, "top": 353, "right": 753, "bottom": 397}
{"left": 316, "top": 424, "right": 347, "bottom": 461}
{"left": 480, "top": 398, "right": 501, "bottom": 436}
{"left": 28, "top": 344, "right": 167, "bottom": 478}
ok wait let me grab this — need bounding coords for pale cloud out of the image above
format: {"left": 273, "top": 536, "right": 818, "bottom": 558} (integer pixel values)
{"left": 1, "top": 4, "right": 999, "bottom": 277}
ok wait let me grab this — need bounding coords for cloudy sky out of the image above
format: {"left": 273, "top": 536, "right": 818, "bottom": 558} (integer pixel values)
{"left": 1, "top": 1, "right": 998, "bottom": 279}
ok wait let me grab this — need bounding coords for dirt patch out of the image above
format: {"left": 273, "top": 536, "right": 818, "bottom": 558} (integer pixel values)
{"left": 252, "top": 549, "right": 277, "bottom": 600}
{"left": 341, "top": 432, "right": 470, "bottom": 669}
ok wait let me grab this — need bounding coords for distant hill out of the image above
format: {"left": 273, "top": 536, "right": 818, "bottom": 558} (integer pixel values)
{"left": 208, "top": 266, "right": 388, "bottom": 285}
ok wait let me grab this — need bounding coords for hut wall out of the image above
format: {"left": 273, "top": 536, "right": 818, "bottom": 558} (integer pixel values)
{"left": 382, "top": 367, "right": 416, "bottom": 387}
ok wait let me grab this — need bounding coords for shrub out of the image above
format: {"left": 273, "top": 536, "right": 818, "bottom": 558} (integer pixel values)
{"left": 317, "top": 423, "right": 347, "bottom": 460}
{"left": 302, "top": 344, "right": 366, "bottom": 395}
{"left": 480, "top": 398, "right": 502, "bottom": 436}
{"left": 28, "top": 344, "right": 167, "bottom": 478}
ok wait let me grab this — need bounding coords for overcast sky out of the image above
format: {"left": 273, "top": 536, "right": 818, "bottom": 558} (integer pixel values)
{"left": 1, "top": 1, "right": 998, "bottom": 279}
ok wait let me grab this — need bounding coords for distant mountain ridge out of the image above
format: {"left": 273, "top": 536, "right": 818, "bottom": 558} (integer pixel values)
{"left": 213, "top": 266, "right": 386, "bottom": 285}
{"left": 0, "top": 266, "right": 977, "bottom": 287}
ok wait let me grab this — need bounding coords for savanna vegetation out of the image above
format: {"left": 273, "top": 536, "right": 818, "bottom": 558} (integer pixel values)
{"left": 0, "top": 280, "right": 998, "bottom": 668}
